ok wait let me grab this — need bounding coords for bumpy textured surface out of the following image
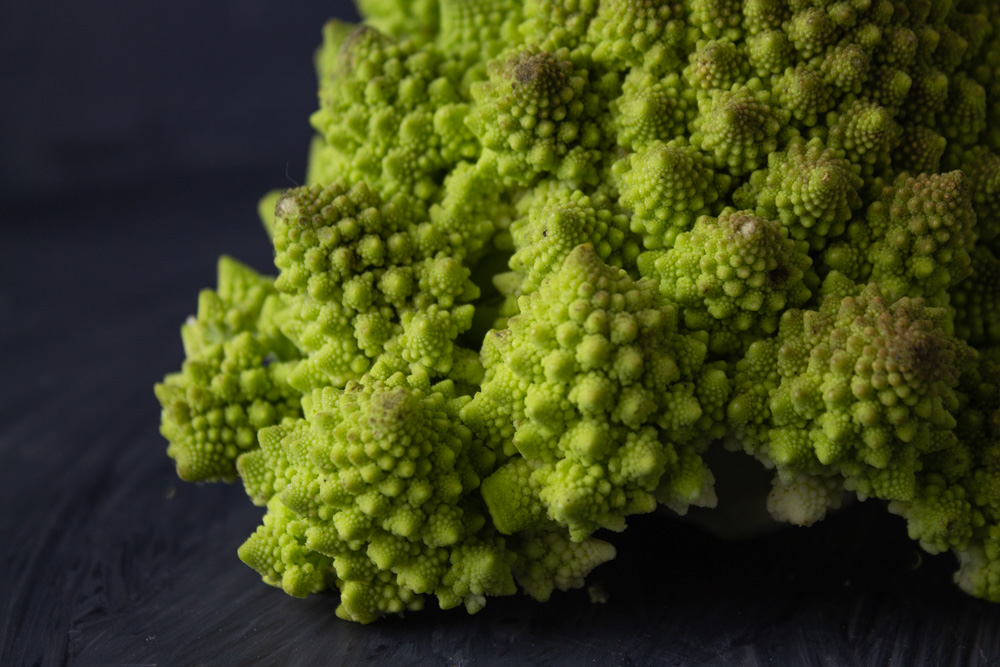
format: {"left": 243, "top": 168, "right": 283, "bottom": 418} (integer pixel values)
{"left": 270, "top": 181, "right": 481, "bottom": 391}
{"left": 157, "top": 0, "right": 1000, "bottom": 622}
{"left": 463, "top": 244, "right": 726, "bottom": 540}
{"left": 155, "top": 257, "right": 302, "bottom": 482}
{"left": 237, "top": 376, "right": 515, "bottom": 622}
{"left": 638, "top": 208, "right": 814, "bottom": 354}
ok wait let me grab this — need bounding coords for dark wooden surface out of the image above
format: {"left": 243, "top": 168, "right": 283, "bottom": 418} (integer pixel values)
{"left": 4, "top": 2, "right": 1000, "bottom": 666}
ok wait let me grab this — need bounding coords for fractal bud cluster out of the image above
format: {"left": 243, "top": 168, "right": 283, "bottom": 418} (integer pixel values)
{"left": 156, "top": 0, "right": 1000, "bottom": 623}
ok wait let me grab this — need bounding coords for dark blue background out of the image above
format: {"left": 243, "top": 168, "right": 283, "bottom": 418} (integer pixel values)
{"left": 3, "top": 3, "right": 1000, "bottom": 665}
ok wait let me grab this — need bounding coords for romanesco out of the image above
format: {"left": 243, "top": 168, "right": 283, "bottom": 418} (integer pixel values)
{"left": 157, "top": 0, "right": 1000, "bottom": 623}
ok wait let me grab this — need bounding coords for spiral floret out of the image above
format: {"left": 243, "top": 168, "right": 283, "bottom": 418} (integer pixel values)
{"left": 692, "top": 84, "right": 789, "bottom": 176}
{"left": 464, "top": 244, "right": 726, "bottom": 541}
{"left": 271, "top": 182, "right": 479, "bottom": 391}
{"left": 468, "top": 47, "right": 609, "bottom": 186}
{"left": 155, "top": 257, "right": 302, "bottom": 482}
{"left": 760, "top": 280, "right": 974, "bottom": 504}
{"left": 734, "top": 137, "right": 863, "bottom": 251}
{"left": 639, "top": 209, "right": 813, "bottom": 353}
{"left": 615, "top": 140, "right": 727, "bottom": 250}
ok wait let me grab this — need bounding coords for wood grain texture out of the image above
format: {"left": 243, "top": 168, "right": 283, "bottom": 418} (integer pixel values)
{"left": 2, "top": 177, "right": 1000, "bottom": 667}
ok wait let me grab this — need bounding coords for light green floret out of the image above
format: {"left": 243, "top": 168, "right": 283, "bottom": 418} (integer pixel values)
{"left": 309, "top": 25, "right": 477, "bottom": 200}
{"left": 891, "top": 477, "right": 975, "bottom": 555}
{"left": 866, "top": 66, "right": 914, "bottom": 116}
{"left": 238, "top": 496, "right": 334, "bottom": 598}
{"left": 427, "top": 160, "right": 514, "bottom": 257}
{"left": 237, "top": 375, "right": 515, "bottom": 622}
{"left": 972, "top": 2, "right": 1000, "bottom": 152}
{"left": 518, "top": 0, "right": 600, "bottom": 55}
{"left": 765, "top": 473, "right": 844, "bottom": 527}
{"left": 609, "top": 69, "right": 695, "bottom": 150}
{"left": 820, "top": 43, "right": 871, "bottom": 95}
{"left": 892, "top": 124, "right": 947, "bottom": 175}
{"left": 691, "top": 83, "right": 791, "bottom": 176}
{"left": 774, "top": 66, "right": 831, "bottom": 128}
{"left": 937, "top": 72, "right": 987, "bottom": 145}
{"left": 784, "top": 7, "right": 833, "bottom": 58}
{"left": 463, "top": 244, "right": 726, "bottom": 541}
{"left": 826, "top": 170, "right": 977, "bottom": 306}
{"left": 398, "top": 304, "right": 476, "bottom": 374}
{"left": 761, "top": 278, "right": 975, "bottom": 510}
{"left": 734, "top": 137, "right": 863, "bottom": 251}
{"left": 685, "top": 39, "right": 749, "bottom": 90}
{"left": 510, "top": 530, "right": 617, "bottom": 601}
{"left": 956, "top": 527, "right": 1000, "bottom": 602}
{"left": 436, "top": 0, "right": 525, "bottom": 83}
{"left": 689, "top": 0, "right": 743, "bottom": 42}
{"left": 355, "top": 0, "right": 440, "bottom": 40}
{"left": 913, "top": 20, "right": 973, "bottom": 75}
{"left": 901, "top": 68, "right": 950, "bottom": 127}
{"left": 155, "top": 257, "right": 301, "bottom": 482}
{"left": 740, "top": 0, "right": 784, "bottom": 36}
{"left": 872, "top": 23, "right": 917, "bottom": 69}
{"left": 503, "top": 182, "right": 640, "bottom": 307}
{"left": 467, "top": 46, "right": 613, "bottom": 187}
{"left": 953, "top": 360, "right": 1000, "bottom": 600}
{"left": 638, "top": 209, "right": 813, "bottom": 355}
{"left": 586, "top": 0, "right": 688, "bottom": 73}
{"left": 614, "top": 140, "right": 727, "bottom": 250}
{"left": 724, "top": 336, "right": 780, "bottom": 450}
{"left": 745, "top": 29, "right": 791, "bottom": 77}
{"left": 270, "top": 182, "right": 480, "bottom": 391}
{"left": 824, "top": 99, "right": 898, "bottom": 179}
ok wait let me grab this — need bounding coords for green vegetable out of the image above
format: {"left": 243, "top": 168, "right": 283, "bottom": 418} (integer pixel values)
{"left": 157, "top": 0, "right": 1000, "bottom": 622}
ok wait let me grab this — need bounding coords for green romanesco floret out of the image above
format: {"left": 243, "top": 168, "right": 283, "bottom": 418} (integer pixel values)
{"left": 586, "top": 0, "right": 688, "bottom": 73}
{"left": 956, "top": 146, "right": 1000, "bottom": 253}
{"left": 613, "top": 139, "right": 728, "bottom": 250}
{"left": 733, "top": 136, "right": 863, "bottom": 251}
{"left": 467, "top": 45, "right": 614, "bottom": 187}
{"left": 463, "top": 244, "right": 726, "bottom": 541}
{"left": 159, "top": 0, "right": 1000, "bottom": 622}
{"left": 237, "top": 374, "right": 512, "bottom": 621}
{"left": 155, "top": 257, "right": 302, "bottom": 482}
{"left": 353, "top": 0, "right": 439, "bottom": 40}
{"left": 638, "top": 208, "right": 814, "bottom": 355}
{"left": 509, "top": 529, "right": 617, "bottom": 601}
{"left": 893, "top": 124, "right": 948, "bottom": 175}
{"left": 519, "top": 0, "right": 600, "bottom": 55}
{"left": 500, "top": 181, "right": 640, "bottom": 315}
{"left": 608, "top": 69, "right": 696, "bottom": 151}
{"left": 952, "top": 247, "right": 1000, "bottom": 347}
{"left": 436, "top": 0, "right": 525, "bottom": 83}
{"left": 885, "top": 356, "right": 1000, "bottom": 598}
{"left": 270, "top": 180, "right": 481, "bottom": 391}
{"left": 733, "top": 276, "right": 977, "bottom": 527}
{"left": 691, "top": 83, "right": 791, "bottom": 177}
{"left": 824, "top": 170, "right": 977, "bottom": 305}
{"left": 309, "top": 24, "right": 478, "bottom": 200}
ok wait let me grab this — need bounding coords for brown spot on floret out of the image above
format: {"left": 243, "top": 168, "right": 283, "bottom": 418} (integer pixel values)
{"left": 768, "top": 265, "right": 790, "bottom": 289}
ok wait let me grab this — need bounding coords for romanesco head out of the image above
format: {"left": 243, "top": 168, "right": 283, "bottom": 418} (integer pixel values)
{"left": 158, "top": 0, "right": 1000, "bottom": 619}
